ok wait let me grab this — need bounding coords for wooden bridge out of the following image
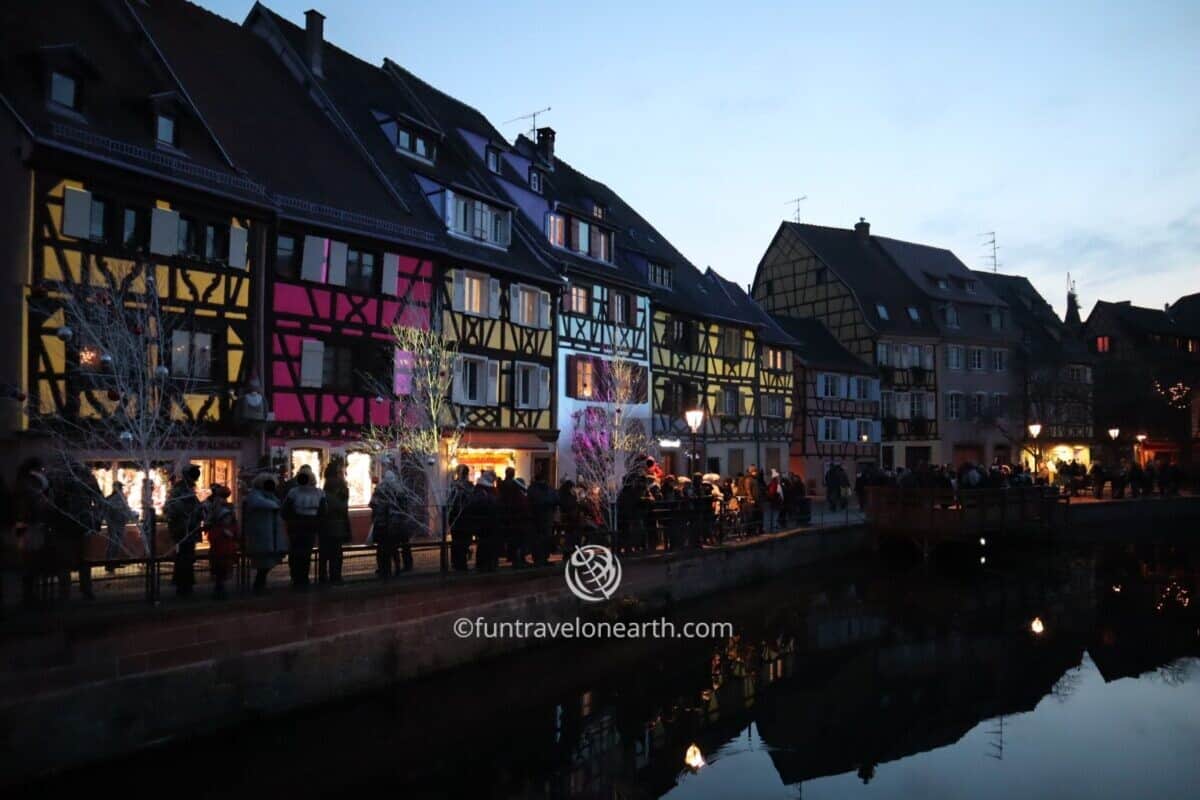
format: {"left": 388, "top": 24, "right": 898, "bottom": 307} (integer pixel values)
{"left": 865, "top": 486, "right": 1069, "bottom": 547}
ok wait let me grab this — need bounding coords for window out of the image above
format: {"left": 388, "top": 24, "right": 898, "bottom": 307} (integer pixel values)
{"left": 989, "top": 308, "right": 1005, "bottom": 330}
{"left": 855, "top": 376, "right": 870, "bottom": 400}
{"left": 907, "top": 306, "right": 921, "bottom": 321}
{"left": 155, "top": 114, "right": 175, "bottom": 147}
{"left": 275, "top": 234, "right": 298, "bottom": 278}
{"left": 669, "top": 318, "right": 693, "bottom": 352}
{"left": 201, "top": 224, "right": 227, "bottom": 261}
{"left": 991, "top": 393, "right": 1007, "bottom": 416}
{"left": 968, "top": 347, "right": 985, "bottom": 371}
{"left": 170, "top": 330, "right": 212, "bottom": 379}
{"left": 529, "top": 169, "right": 542, "bottom": 193}
{"left": 570, "top": 217, "right": 590, "bottom": 254}
{"left": 966, "top": 280, "right": 978, "bottom": 295}
{"left": 513, "top": 284, "right": 549, "bottom": 328}
{"left": 611, "top": 292, "right": 629, "bottom": 325}
{"left": 856, "top": 419, "right": 872, "bottom": 442}
{"left": 820, "top": 374, "right": 841, "bottom": 398}
{"left": 459, "top": 356, "right": 486, "bottom": 404}
{"left": 764, "top": 348, "right": 786, "bottom": 371}
{"left": 720, "top": 328, "right": 742, "bottom": 359}
{"left": 88, "top": 196, "right": 108, "bottom": 242}
{"left": 177, "top": 216, "right": 197, "bottom": 256}
{"left": 876, "top": 341, "right": 891, "bottom": 366}
{"left": 514, "top": 363, "right": 542, "bottom": 409}
{"left": 935, "top": 277, "right": 949, "bottom": 290}
{"left": 448, "top": 193, "right": 510, "bottom": 246}
{"left": 991, "top": 349, "right": 1007, "bottom": 372}
{"left": 822, "top": 418, "right": 842, "bottom": 442}
{"left": 589, "top": 228, "right": 613, "bottom": 262}
{"left": 564, "top": 284, "right": 590, "bottom": 316}
{"left": 50, "top": 71, "right": 77, "bottom": 110}
{"left": 121, "top": 207, "right": 149, "bottom": 251}
{"left": 970, "top": 392, "right": 988, "bottom": 418}
{"left": 649, "top": 262, "right": 673, "bottom": 289}
{"left": 593, "top": 203, "right": 606, "bottom": 220}
{"left": 575, "top": 358, "right": 595, "bottom": 400}
{"left": 911, "top": 391, "right": 926, "bottom": 419}
{"left": 375, "top": 111, "right": 435, "bottom": 162}
{"left": 546, "top": 213, "right": 566, "bottom": 247}
{"left": 1095, "top": 336, "right": 1111, "bottom": 353}
{"left": 945, "top": 392, "right": 963, "bottom": 420}
{"left": 943, "top": 304, "right": 959, "bottom": 327}
{"left": 876, "top": 304, "right": 890, "bottom": 321}
{"left": 486, "top": 148, "right": 500, "bottom": 173}
{"left": 722, "top": 387, "right": 740, "bottom": 416}
{"left": 346, "top": 248, "right": 376, "bottom": 293}
{"left": 881, "top": 391, "right": 895, "bottom": 418}
{"left": 763, "top": 394, "right": 785, "bottom": 418}
{"left": 662, "top": 380, "right": 693, "bottom": 415}
{"left": 946, "top": 345, "right": 963, "bottom": 370}
{"left": 322, "top": 345, "right": 354, "bottom": 391}
{"left": 462, "top": 273, "right": 487, "bottom": 315}
{"left": 1068, "top": 365, "right": 1084, "bottom": 383}
{"left": 345, "top": 452, "right": 373, "bottom": 508}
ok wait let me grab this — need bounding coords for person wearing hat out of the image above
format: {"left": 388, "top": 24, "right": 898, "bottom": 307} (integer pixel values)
{"left": 282, "top": 464, "right": 326, "bottom": 588}
{"left": 202, "top": 484, "right": 238, "bottom": 599}
{"left": 165, "top": 464, "right": 204, "bottom": 597}
{"left": 368, "top": 470, "right": 405, "bottom": 578}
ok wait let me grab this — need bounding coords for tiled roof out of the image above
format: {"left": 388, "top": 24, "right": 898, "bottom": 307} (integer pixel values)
{"left": 770, "top": 315, "right": 875, "bottom": 373}
{"left": 974, "top": 271, "right": 1091, "bottom": 362}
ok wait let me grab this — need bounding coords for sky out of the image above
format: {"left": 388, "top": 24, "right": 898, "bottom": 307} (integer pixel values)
{"left": 197, "top": 0, "right": 1199, "bottom": 319}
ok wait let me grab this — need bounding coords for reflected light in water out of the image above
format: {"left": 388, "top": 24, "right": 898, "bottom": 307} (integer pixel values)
{"left": 685, "top": 744, "right": 706, "bottom": 770}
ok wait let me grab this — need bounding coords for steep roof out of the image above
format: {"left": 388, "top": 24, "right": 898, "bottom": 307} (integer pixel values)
{"left": 771, "top": 315, "right": 874, "bottom": 374}
{"left": 780, "top": 222, "right": 940, "bottom": 337}
{"left": 0, "top": 0, "right": 265, "bottom": 205}
{"left": 974, "top": 271, "right": 1091, "bottom": 363}
{"left": 255, "top": 4, "right": 561, "bottom": 281}
{"left": 1168, "top": 292, "right": 1200, "bottom": 333}
{"left": 704, "top": 268, "right": 788, "bottom": 337}
{"left": 1091, "top": 300, "right": 1185, "bottom": 337}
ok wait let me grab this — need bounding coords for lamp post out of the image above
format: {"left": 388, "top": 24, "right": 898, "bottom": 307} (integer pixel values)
{"left": 685, "top": 408, "right": 705, "bottom": 476}
{"left": 1136, "top": 433, "right": 1147, "bottom": 466}
{"left": 1027, "top": 422, "right": 1042, "bottom": 477}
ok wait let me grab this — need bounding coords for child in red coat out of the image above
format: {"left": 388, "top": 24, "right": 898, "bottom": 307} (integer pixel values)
{"left": 203, "top": 484, "right": 239, "bottom": 598}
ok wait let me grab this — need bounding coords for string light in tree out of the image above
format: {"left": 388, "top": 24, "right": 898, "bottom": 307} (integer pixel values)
{"left": 1152, "top": 379, "right": 1192, "bottom": 410}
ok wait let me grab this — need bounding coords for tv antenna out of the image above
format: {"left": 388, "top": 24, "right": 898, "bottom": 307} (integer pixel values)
{"left": 504, "top": 106, "right": 552, "bottom": 137}
{"left": 979, "top": 231, "right": 1000, "bottom": 273}
{"left": 785, "top": 195, "right": 807, "bottom": 223}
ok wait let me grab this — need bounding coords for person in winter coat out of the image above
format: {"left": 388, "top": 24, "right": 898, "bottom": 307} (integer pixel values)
{"left": 526, "top": 468, "right": 558, "bottom": 565}
{"left": 202, "top": 484, "right": 238, "bottom": 598}
{"left": 282, "top": 465, "right": 326, "bottom": 588}
{"left": 46, "top": 460, "right": 102, "bottom": 600}
{"left": 497, "top": 467, "right": 523, "bottom": 567}
{"left": 447, "top": 465, "right": 474, "bottom": 571}
{"left": 319, "top": 461, "right": 352, "bottom": 584}
{"left": 243, "top": 474, "right": 285, "bottom": 594}
{"left": 765, "top": 469, "right": 785, "bottom": 532}
{"left": 469, "top": 473, "right": 500, "bottom": 571}
{"left": 369, "top": 470, "right": 406, "bottom": 578}
{"left": 13, "top": 458, "right": 52, "bottom": 605}
{"left": 103, "top": 481, "right": 138, "bottom": 572}
{"left": 165, "top": 464, "right": 203, "bottom": 597}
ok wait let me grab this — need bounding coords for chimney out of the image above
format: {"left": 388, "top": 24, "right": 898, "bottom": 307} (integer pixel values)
{"left": 304, "top": 9, "right": 325, "bottom": 78}
{"left": 854, "top": 217, "right": 870, "bottom": 238}
{"left": 536, "top": 126, "right": 556, "bottom": 166}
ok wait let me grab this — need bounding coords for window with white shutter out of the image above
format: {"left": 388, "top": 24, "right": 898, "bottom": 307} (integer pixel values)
{"left": 62, "top": 187, "right": 93, "bottom": 239}
{"left": 299, "top": 340, "right": 324, "bottom": 388}
{"left": 149, "top": 208, "right": 180, "bottom": 256}
{"left": 227, "top": 225, "right": 248, "bottom": 269}
{"left": 488, "top": 278, "right": 501, "bottom": 318}
{"left": 538, "top": 366, "right": 550, "bottom": 409}
{"left": 380, "top": 252, "right": 400, "bottom": 296}
{"left": 486, "top": 360, "right": 500, "bottom": 405}
{"left": 301, "top": 235, "right": 326, "bottom": 283}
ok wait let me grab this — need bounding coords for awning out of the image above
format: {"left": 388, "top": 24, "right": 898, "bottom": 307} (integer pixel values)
{"left": 456, "top": 431, "right": 558, "bottom": 451}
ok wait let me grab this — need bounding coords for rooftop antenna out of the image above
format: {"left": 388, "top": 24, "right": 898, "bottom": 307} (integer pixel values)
{"left": 785, "top": 195, "right": 807, "bottom": 223}
{"left": 503, "top": 106, "right": 552, "bottom": 137}
{"left": 979, "top": 231, "right": 1000, "bottom": 273}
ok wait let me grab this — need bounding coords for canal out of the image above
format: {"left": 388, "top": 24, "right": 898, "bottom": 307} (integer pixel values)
{"left": 22, "top": 538, "right": 1200, "bottom": 799}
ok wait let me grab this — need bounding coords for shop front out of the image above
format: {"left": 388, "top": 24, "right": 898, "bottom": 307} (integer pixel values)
{"left": 451, "top": 431, "right": 557, "bottom": 485}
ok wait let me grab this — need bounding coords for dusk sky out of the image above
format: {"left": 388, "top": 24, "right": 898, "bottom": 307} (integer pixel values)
{"left": 200, "top": 0, "right": 1199, "bottom": 318}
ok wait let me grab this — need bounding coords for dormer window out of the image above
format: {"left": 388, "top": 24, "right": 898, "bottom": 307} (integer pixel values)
{"left": 50, "top": 71, "right": 78, "bottom": 110}
{"left": 943, "top": 304, "right": 959, "bottom": 327}
{"left": 546, "top": 213, "right": 565, "bottom": 247}
{"left": 373, "top": 110, "right": 435, "bottom": 162}
{"left": 486, "top": 147, "right": 500, "bottom": 173}
{"left": 446, "top": 190, "right": 510, "bottom": 247}
{"left": 592, "top": 203, "right": 606, "bottom": 220}
{"left": 155, "top": 114, "right": 176, "bottom": 147}
{"left": 570, "top": 218, "right": 590, "bottom": 254}
{"left": 529, "top": 168, "right": 542, "bottom": 194}
{"left": 589, "top": 228, "right": 612, "bottom": 262}
{"left": 936, "top": 277, "right": 949, "bottom": 290}
{"left": 907, "top": 306, "right": 921, "bottom": 321}
{"left": 966, "top": 280, "right": 978, "bottom": 295}
{"left": 876, "top": 304, "right": 890, "bottom": 321}
{"left": 649, "top": 262, "right": 672, "bottom": 289}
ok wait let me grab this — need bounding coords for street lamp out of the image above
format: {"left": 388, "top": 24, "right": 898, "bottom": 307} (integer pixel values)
{"left": 1027, "top": 423, "right": 1042, "bottom": 475}
{"left": 685, "top": 408, "right": 705, "bottom": 475}
{"left": 1136, "top": 433, "right": 1147, "bottom": 466}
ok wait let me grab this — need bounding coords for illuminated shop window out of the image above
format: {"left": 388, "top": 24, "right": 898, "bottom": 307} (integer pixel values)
{"left": 291, "top": 448, "right": 324, "bottom": 487}
{"left": 346, "top": 451, "right": 373, "bottom": 508}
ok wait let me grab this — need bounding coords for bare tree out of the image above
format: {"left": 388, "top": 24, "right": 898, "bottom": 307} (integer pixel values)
{"left": 361, "top": 323, "right": 465, "bottom": 542}
{"left": 26, "top": 260, "right": 210, "bottom": 584}
{"left": 569, "top": 352, "right": 651, "bottom": 532}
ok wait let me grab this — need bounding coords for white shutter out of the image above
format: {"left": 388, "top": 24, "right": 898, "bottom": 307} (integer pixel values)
{"left": 381, "top": 253, "right": 400, "bottom": 296}
{"left": 452, "top": 269, "right": 465, "bottom": 312}
{"left": 149, "top": 208, "right": 180, "bottom": 256}
{"left": 848, "top": 376, "right": 857, "bottom": 399}
{"left": 875, "top": 341, "right": 888, "bottom": 366}
{"left": 301, "top": 235, "right": 326, "bottom": 282}
{"left": 538, "top": 366, "right": 550, "bottom": 409}
{"left": 870, "top": 379, "right": 881, "bottom": 402}
{"left": 443, "top": 189, "right": 456, "bottom": 228}
{"left": 922, "top": 345, "right": 934, "bottom": 370}
{"left": 943, "top": 392, "right": 953, "bottom": 420}
{"left": 538, "top": 291, "right": 551, "bottom": 329}
{"left": 227, "top": 225, "right": 248, "bottom": 269}
{"left": 871, "top": 419, "right": 882, "bottom": 442}
{"left": 62, "top": 187, "right": 93, "bottom": 238}
{"left": 451, "top": 356, "right": 464, "bottom": 403}
{"left": 486, "top": 360, "right": 499, "bottom": 404}
{"left": 817, "top": 418, "right": 827, "bottom": 442}
{"left": 510, "top": 284, "right": 522, "bottom": 325}
{"left": 1084, "top": 366, "right": 1093, "bottom": 384}
{"left": 488, "top": 278, "right": 501, "bottom": 318}
{"left": 925, "top": 393, "right": 936, "bottom": 420}
{"left": 299, "top": 340, "right": 324, "bottom": 388}
{"left": 326, "top": 240, "right": 348, "bottom": 286}
{"left": 896, "top": 392, "right": 910, "bottom": 419}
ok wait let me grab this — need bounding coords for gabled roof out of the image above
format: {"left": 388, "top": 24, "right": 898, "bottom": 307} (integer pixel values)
{"left": 877, "top": 237, "right": 1004, "bottom": 306}
{"left": 0, "top": 0, "right": 265, "bottom": 205}
{"left": 974, "top": 271, "right": 1091, "bottom": 363}
{"left": 135, "top": 0, "right": 435, "bottom": 247}
{"left": 1089, "top": 300, "right": 1185, "bottom": 337}
{"left": 1168, "top": 292, "right": 1200, "bottom": 333}
{"left": 779, "top": 222, "right": 940, "bottom": 337}
{"left": 704, "top": 268, "right": 782, "bottom": 333}
{"left": 253, "top": 4, "right": 558, "bottom": 281}
{"left": 771, "top": 315, "right": 875, "bottom": 374}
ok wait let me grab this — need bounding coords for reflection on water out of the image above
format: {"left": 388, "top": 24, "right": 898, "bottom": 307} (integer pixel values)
{"left": 31, "top": 541, "right": 1200, "bottom": 799}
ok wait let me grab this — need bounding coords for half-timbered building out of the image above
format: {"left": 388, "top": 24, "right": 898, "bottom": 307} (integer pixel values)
{"left": 252, "top": 6, "right": 562, "bottom": 482}
{"left": 0, "top": 0, "right": 273, "bottom": 509}
{"left": 771, "top": 316, "right": 881, "bottom": 487}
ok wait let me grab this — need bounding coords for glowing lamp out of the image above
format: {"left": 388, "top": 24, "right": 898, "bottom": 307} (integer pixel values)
{"left": 1136, "top": 434, "right": 1146, "bottom": 443}
{"left": 684, "top": 408, "right": 704, "bottom": 433}
{"left": 1031, "top": 617, "right": 1045, "bottom": 635}
{"left": 684, "top": 744, "right": 706, "bottom": 770}
{"left": 1027, "top": 423, "right": 1042, "bottom": 439}
{"left": 1108, "top": 428, "right": 1120, "bottom": 441}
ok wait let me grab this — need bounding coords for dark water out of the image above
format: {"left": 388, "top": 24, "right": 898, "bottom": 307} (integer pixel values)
{"left": 27, "top": 539, "right": 1200, "bottom": 799}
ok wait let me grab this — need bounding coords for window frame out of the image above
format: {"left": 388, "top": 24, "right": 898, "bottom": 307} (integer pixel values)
{"left": 648, "top": 262, "right": 673, "bottom": 289}
{"left": 155, "top": 114, "right": 176, "bottom": 147}
{"left": 49, "top": 71, "right": 78, "bottom": 111}
{"left": 170, "top": 329, "right": 214, "bottom": 381}
{"left": 563, "top": 284, "right": 590, "bottom": 316}
{"left": 876, "top": 304, "right": 890, "bottom": 321}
